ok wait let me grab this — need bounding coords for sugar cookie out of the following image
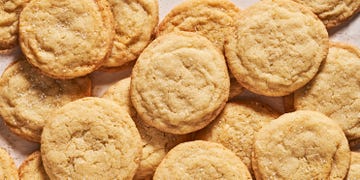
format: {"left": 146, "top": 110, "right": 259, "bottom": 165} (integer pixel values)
{"left": 153, "top": 140, "right": 252, "bottom": 179}
{"left": 253, "top": 110, "right": 350, "bottom": 179}
{"left": 0, "top": 59, "right": 91, "bottom": 142}
{"left": 41, "top": 97, "right": 142, "bottom": 179}
{"left": 131, "top": 32, "right": 229, "bottom": 134}
{"left": 225, "top": 0, "right": 328, "bottom": 96}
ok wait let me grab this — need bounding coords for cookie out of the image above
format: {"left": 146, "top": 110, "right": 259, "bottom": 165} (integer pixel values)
{"left": 253, "top": 110, "right": 350, "bottom": 180}
{"left": 153, "top": 140, "right": 252, "bottom": 179}
{"left": 0, "top": 147, "right": 18, "bottom": 180}
{"left": 347, "top": 152, "right": 360, "bottom": 179}
{"left": 291, "top": 0, "right": 360, "bottom": 28}
{"left": 196, "top": 100, "right": 280, "bottom": 175}
{"left": 19, "top": 0, "right": 114, "bottom": 79}
{"left": 156, "top": 0, "right": 240, "bottom": 52}
{"left": 0, "top": 0, "right": 29, "bottom": 53}
{"left": 130, "top": 32, "right": 229, "bottom": 134}
{"left": 103, "top": 77, "right": 190, "bottom": 179}
{"left": 103, "top": 0, "right": 159, "bottom": 68}
{"left": 225, "top": 0, "right": 328, "bottom": 96}
{"left": 0, "top": 59, "right": 91, "bottom": 142}
{"left": 294, "top": 43, "right": 360, "bottom": 141}
{"left": 18, "top": 151, "right": 49, "bottom": 180}
{"left": 41, "top": 97, "right": 142, "bottom": 179}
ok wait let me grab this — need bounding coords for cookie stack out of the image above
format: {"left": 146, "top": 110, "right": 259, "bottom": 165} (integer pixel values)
{"left": 0, "top": 0, "right": 360, "bottom": 179}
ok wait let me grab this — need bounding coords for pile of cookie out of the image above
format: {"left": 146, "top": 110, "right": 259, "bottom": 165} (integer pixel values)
{"left": 0, "top": 0, "right": 360, "bottom": 179}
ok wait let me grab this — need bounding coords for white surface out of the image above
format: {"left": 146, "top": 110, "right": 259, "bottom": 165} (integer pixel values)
{"left": 0, "top": 0, "right": 359, "bottom": 167}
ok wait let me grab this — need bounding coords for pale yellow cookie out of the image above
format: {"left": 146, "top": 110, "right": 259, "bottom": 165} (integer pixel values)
{"left": 294, "top": 43, "right": 360, "bottom": 141}
{"left": 253, "top": 110, "right": 350, "bottom": 180}
{"left": 0, "top": 147, "right": 18, "bottom": 180}
{"left": 225, "top": 0, "right": 328, "bottom": 96}
{"left": 153, "top": 140, "right": 252, "bottom": 179}
{"left": 347, "top": 152, "right": 360, "bottom": 180}
{"left": 0, "top": 0, "right": 29, "bottom": 53}
{"left": 41, "top": 97, "right": 142, "bottom": 179}
{"left": 19, "top": 0, "right": 114, "bottom": 79}
{"left": 103, "top": 0, "right": 159, "bottom": 68}
{"left": 103, "top": 77, "right": 189, "bottom": 179}
{"left": 196, "top": 100, "right": 280, "bottom": 175}
{"left": 130, "top": 32, "right": 229, "bottom": 134}
{"left": 156, "top": 0, "right": 240, "bottom": 52}
{"left": 0, "top": 59, "right": 91, "bottom": 142}
{"left": 18, "top": 151, "right": 49, "bottom": 180}
{"left": 291, "top": 0, "right": 360, "bottom": 28}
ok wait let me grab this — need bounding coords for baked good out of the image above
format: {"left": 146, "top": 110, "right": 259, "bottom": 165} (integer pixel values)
{"left": 225, "top": 0, "right": 328, "bottom": 96}
{"left": 19, "top": 0, "right": 114, "bottom": 79}
{"left": 156, "top": 0, "right": 240, "bottom": 52}
{"left": 0, "top": 59, "right": 91, "bottom": 142}
{"left": 0, "top": 0, "right": 29, "bottom": 53}
{"left": 294, "top": 42, "right": 360, "bottom": 141}
{"left": 153, "top": 140, "right": 252, "bottom": 179}
{"left": 347, "top": 152, "right": 360, "bottom": 179}
{"left": 0, "top": 147, "right": 18, "bottom": 180}
{"left": 41, "top": 97, "right": 142, "bottom": 179}
{"left": 196, "top": 100, "right": 279, "bottom": 175}
{"left": 103, "top": 77, "right": 189, "bottom": 179}
{"left": 291, "top": 0, "right": 360, "bottom": 28}
{"left": 253, "top": 110, "right": 350, "bottom": 179}
{"left": 130, "top": 32, "right": 229, "bottom": 134}
{"left": 103, "top": 0, "right": 159, "bottom": 68}
{"left": 18, "top": 151, "right": 49, "bottom": 180}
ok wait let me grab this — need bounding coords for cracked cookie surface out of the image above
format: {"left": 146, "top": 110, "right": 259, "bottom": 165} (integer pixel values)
{"left": 153, "top": 140, "right": 252, "bottom": 180}
{"left": 253, "top": 110, "right": 350, "bottom": 180}
{"left": 130, "top": 32, "right": 229, "bottom": 134}
{"left": 225, "top": 0, "right": 328, "bottom": 96}
{"left": 103, "top": 0, "right": 158, "bottom": 68}
{"left": 41, "top": 97, "right": 142, "bottom": 180}
{"left": 0, "top": 0, "right": 29, "bottom": 52}
{"left": 156, "top": 0, "right": 240, "bottom": 53}
{"left": 196, "top": 100, "right": 279, "bottom": 175}
{"left": 0, "top": 59, "right": 91, "bottom": 142}
{"left": 103, "top": 77, "right": 189, "bottom": 179}
{"left": 19, "top": 0, "right": 114, "bottom": 79}
{"left": 291, "top": 0, "right": 360, "bottom": 28}
{"left": 294, "top": 43, "right": 360, "bottom": 141}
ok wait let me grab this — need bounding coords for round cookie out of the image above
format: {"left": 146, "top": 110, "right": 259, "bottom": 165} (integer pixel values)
{"left": 41, "top": 97, "right": 142, "bottom": 179}
{"left": 0, "top": 147, "right": 18, "bottom": 180}
{"left": 253, "top": 110, "right": 350, "bottom": 180}
{"left": 347, "top": 152, "right": 360, "bottom": 180}
{"left": 196, "top": 100, "right": 280, "bottom": 175}
{"left": 291, "top": 0, "right": 360, "bottom": 28}
{"left": 225, "top": 0, "right": 328, "bottom": 96}
{"left": 18, "top": 151, "right": 49, "bottom": 180}
{"left": 156, "top": 0, "right": 240, "bottom": 52}
{"left": 19, "top": 0, "right": 114, "bottom": 79}
{"left": 294, "top": 43, "right": 360, "bottom": 141}
{"left": 0, "top": 59, "right": 91, "bottom": 142}
{"left": 0, "top": 0, "right": 29, "bottom": 53}
{"left": 153, "top": 140, "right": 252, "bottom": 179}
{"left": 103, "top": 77, "right": 190, "bottom": 179}
{"left": 103, "top": 0, "right": 159, "bottom": 68}
{"left": 130, "top": 32, "right": 230, "bottom": 134}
